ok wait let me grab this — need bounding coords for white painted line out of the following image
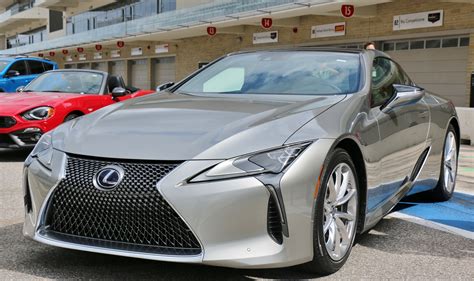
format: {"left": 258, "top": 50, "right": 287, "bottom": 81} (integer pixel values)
{"left": 388, "top": 212, "right": 474, "bottom": 240}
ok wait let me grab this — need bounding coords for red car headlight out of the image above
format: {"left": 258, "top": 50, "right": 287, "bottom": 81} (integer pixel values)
{"left": 22, "top": 106, "right": 55, "bottom": 121}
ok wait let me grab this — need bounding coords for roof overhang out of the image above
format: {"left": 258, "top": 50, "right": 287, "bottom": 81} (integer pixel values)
{"left": 0, "top": 7, "right": 48, "bottom": 32}
{"left": 1, "top": 0, "right": 394, "bottom": 55}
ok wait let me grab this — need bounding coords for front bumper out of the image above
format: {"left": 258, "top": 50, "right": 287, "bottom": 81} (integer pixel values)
{"left": 0, "top": 128, "right": 43, "bottom": 148}
{"left": 0, "top": 116, "right": 50, "bottom": 148}
{"left": 23, "top": 139, "right": 334, "bottom": 269}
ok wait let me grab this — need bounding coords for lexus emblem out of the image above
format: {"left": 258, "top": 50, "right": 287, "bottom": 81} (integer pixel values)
{"left": 93, "top": 165, "right": 124, "bottom": 190}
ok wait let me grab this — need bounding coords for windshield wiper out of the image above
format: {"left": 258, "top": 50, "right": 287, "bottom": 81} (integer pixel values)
{"left": 41, "top": 90, "right": 64, "bottom": 93}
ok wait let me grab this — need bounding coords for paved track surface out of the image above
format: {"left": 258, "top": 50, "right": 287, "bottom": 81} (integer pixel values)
{"left": 1, "top": 147, "right": 473, "bottom": 280}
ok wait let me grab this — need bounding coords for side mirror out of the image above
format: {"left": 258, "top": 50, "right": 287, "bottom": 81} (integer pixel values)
{"left": 5, "top": 70, "right": 20, "bottom": 78}
{"left": 156, "top": 81, "right": 175, "bottom": 92}
{"left": 381, "top": 84, "right": 425, "bottom": 113}
{"left": 111, "top": 87, "right": 127, "bottom": 99}
{"left": 16, "top": 86, "right": 25, "bottom": 92}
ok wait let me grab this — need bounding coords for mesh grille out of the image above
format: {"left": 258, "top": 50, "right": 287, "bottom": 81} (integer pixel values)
{"left": 0, "top": 116, "right": 16, "bottom": 128}
{"left": 45, "top": 155, "right": 201, "bottom": 255}
{"left": 267, "top": 195, "right": 283, "bottom": 244}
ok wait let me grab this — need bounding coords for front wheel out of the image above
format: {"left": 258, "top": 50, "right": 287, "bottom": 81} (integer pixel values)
{"left": 432, "top": 125, "right": 458, "bottom": 201}
{"left": 63, "top": 113, "right": 81, "bottom": 123}
{"left": 303, "top": 148, "right": 359, "bottom": 275}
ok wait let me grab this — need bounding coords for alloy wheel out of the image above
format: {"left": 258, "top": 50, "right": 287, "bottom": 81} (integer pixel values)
{"left": 323, "top": 163, "right": 358, "bottom": 261}
{"left": 443, "top": 131, "right": 457, "bottom": 193}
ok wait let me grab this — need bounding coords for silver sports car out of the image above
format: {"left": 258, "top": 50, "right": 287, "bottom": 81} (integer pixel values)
{"left": 23, "top": 49, "right": 459, "bottom": 274}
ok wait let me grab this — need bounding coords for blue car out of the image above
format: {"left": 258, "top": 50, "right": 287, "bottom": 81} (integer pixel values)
{"left": 0, "top": 56, "right": 58, "bottom": 93}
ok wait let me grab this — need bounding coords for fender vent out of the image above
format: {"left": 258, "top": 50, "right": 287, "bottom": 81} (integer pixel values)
{"left": 267, "top": 195, "right": 283, "bottom": 244}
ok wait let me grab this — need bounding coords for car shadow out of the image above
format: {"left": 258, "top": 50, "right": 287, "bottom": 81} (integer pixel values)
{"left": 0, "top": 149, "right": 30, "bottom": 163}
{"left": 2, "top": 216, "right": 473, "bottom": 280}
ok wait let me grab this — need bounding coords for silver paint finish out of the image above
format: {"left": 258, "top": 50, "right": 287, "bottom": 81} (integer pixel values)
{"left": 23, "top": 49, "right": 459, "bottom": 269}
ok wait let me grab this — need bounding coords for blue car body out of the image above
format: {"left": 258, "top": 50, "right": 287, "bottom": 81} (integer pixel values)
{"left": 0, "top": 57, "right": 58, "bottom": 93}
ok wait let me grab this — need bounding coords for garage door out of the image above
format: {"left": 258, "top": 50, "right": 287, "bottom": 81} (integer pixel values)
{"left": 110, "top": 60, "right": 126, "bottom": 80}
{"left": 91, "top": 62, "right": 107, "bottom": 72}
{"left": 383, "top": 36, "right": 470, "bottom": 107}
{"left": 153, "top": 57, "right": 176, "bottom": 88}
{"left": 130, "top": 59, "right": 148, "bottom": 90}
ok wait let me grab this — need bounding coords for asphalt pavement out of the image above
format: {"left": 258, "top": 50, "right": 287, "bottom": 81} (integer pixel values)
{"left": 0, "top": 147, "right": 473, "bottom": 280}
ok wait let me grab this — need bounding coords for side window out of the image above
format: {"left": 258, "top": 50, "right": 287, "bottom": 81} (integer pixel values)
{"left": 371, "top": 57, "right": 403, "bottom": 107}
{"left": 43, "top": 62, "right": 54, "bottom": 71}
{"left": 28, "top": 60, "right": 46, "bottom": 74}
{"left": 9, "top": 61, "right": 28, "bottom": 76}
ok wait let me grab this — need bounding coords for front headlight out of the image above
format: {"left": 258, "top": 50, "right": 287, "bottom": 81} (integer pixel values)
{"left": 30, "top": 132, "right": 53, "bottom": 169}
{"left": 189, "top": 142, "right": 310, "bottom": 183}
{"left": 22, "top": 106, "right": 55, "bottom": 121}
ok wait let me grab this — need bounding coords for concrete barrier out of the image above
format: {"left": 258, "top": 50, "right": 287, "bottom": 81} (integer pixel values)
{"left": 456, "top": 107, "right": 474, "bottom": 146}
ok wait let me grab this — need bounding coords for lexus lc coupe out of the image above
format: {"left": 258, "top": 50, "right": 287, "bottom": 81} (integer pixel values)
{"left": 23, "top": 49, "right": 459, "bottom": 274}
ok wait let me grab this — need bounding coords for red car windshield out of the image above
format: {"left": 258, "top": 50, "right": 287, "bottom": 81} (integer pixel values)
{"left": 23, "top": 71, "right": 104, "bottom": 94}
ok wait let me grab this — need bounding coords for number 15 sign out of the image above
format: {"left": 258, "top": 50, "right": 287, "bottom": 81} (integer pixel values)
{"left": 341, "top": 5, "right": 355, "bottom": 18}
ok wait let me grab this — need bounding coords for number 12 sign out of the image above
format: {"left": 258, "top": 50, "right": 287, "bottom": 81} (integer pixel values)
{"left": 341, "top": 5, "right": 355, "bottom": 18}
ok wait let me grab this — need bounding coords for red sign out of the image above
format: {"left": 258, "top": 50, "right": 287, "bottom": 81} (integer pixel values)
{"left": 77, "top": 47, "right": 84, "bottom": 53}
{"left": 117, "top": 41, "right": 125, "bottom": 48}
{"left": 335, "top": 24, "right": 345, "bottom": 32}
{"left": 49, "top": 51, "right": 55, "bottom": 57}
{"left": 62, "top": 49, "right": 68, "bottom": 55}
{"left": 341, "top": 4, "right": 355, "bottom": 18}
{"left": 261, "top": 17, "right": 273, "bottom": 29}
{"left": 95, "top": 44, "right": 102, "bottom": 51}
{"left": 38, "top": 53, "right": 44, "bottom": 57}
{"left": 207, "top": 26, "right": 217, "bottom": 36}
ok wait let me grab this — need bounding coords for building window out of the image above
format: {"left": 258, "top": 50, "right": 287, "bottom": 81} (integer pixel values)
{"left": 460, "top": 37, "right": 470, "bottom": 47}
{"left": 442, "top": 38, "right": 458, "bottom": 48}
{"left": 410, "top": 40, "right": 424, "bottom": 49}
{"left": 49, "top": 10, "right": 63, "bottom": 33}
{"left": 382, "top": 42, "right": 395, "bottom": 51}
{"left": 395, "top": 41, "right": 409, "bottom": 50}
{"left": 425, "top": 39, "right": 441, "bottom": 49}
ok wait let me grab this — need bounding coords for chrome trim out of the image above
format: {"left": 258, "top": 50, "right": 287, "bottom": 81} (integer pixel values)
{"left": 92, "top": 165, "right": 125, "bottom": 191}
{"left": 34, "top": 234, "right": 203, "bottom": 263}
{"left": 411, "top": 146, "right": 431, "bottom": 184}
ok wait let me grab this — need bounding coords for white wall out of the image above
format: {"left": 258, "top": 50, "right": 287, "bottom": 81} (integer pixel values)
{"left": 456, "top": 107, "right": 474, "bottom": 146}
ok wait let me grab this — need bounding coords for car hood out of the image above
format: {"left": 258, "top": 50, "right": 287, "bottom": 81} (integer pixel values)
{"left": 54, "top": 92, "right": 345, "bottom": 160}
{"left": 0, "top": 92, "right": 76, "bottom": 115}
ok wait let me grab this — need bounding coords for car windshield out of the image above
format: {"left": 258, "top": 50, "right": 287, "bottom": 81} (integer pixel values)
{"left": 0, "top": 60, "right": 10, "bottom": 73}
{"left": 24, "top": 71, "right": 104, "bottom": 94}
{"left": 176, "top": 51, "right": 362, "bottom": 96}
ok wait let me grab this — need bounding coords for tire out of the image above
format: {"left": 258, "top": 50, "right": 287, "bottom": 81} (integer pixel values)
{"left": 64, "top": 113, "right": 81, "bottom": 123}
{"left": 302, "top": 148, "right": 359, "bottom": 275}
{"left": 432, "top": 124, "right": 458, "bottom": 201}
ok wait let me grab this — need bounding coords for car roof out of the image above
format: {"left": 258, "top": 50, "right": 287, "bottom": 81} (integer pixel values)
{"left": 0, "top": 56, "right": 55, "bottom": 63}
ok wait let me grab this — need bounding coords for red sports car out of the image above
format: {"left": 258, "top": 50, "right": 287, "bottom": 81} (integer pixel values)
{"left": 0, "top": 69, "right": 155, "bottom": 149}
